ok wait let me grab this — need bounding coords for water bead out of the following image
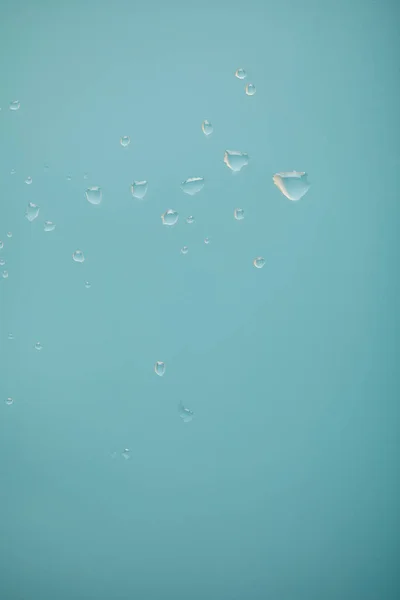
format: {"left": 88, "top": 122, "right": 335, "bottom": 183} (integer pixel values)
{"left": 120, "top": 136, "right": 130, "bottom": 147}
{"left": 122, "top": 448, "right": 131, "bottom": 460}
{"left": 130, "top": 180, "right": 148, "bottom": 200}
{"left": 85, "top": 186, "right": 102, "bottom": 205}
{"left": 272, "top": 171, "right": 311, "bottom": 201}
{"left": 201, "top": 120, "right": 213, "bottom": 136}
{"left": 35, "top": 342, "right": 43, "bottom": 350}
{"left": 253, "top": 257, "right": 265, "bottom": 269}
{"left": 161, "top": 209, "right": 179, "bottom": 226}
{"left": 223, "top": 150, "right": 249, "bottom": 172}
{"left": 2, "top": 270, "right": 8, "bottom": 279}
{"left": 25, "top": 176, "right": 33, "bottom": 185}
{"left": 154, "top": 361, "right": 166, "bottom": 377}
{"left": 44, "top": 221, "right": 56, "bottom": 232}
{"left": 204, "top": 237, "right": 211, "bottom": 245}
{"left": 234, "top": 208, "right": 245, "bottom": 220}
{"left": 6, "top": 232, "right": 12, "bottom": 238}
{"left": 186, "top": 216, "right": 195, "bottom": 224}
{"left": 245, "top": 83, "right": 256, "bottom": 96}
{"left": 5, "top": 397, "right": 14, "bottom": 405}
{"left": 0, "top": 241, "right": 3, "bottom": 249}
{"left": 85, "top": 281, "right": 91, "bottom": 289}
{"left": 180, "top": 177, "right": 205, "bottom": 196}
{"left": 178, "top": 402, "right": 194, "bottom": 423}
{"left": 0, "top": 259, "right": 5, "bottom": 266}
{"left": 25, "top": 203, "right": 40, "bottom": 222}
{"left": 72, "top": 250, "right": 85, "bottom": 263}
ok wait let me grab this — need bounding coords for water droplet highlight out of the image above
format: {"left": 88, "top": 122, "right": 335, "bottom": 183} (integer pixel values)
{"left": 179, "top": 402, "right": 194, "bottom": 423}
{"left": 253, "top": 257, "right": 265, "bottom": 269}
{"left": 72, "top": 250, "right": 85, "bottom": 263}
{"left": 130, "top": 180, "right": 148, "bottom": 200}
{"left": 273, "top": 171, "right": 311, "bottom": 201}
{"left": 10, "top": 168, "right": 16, "bottom": 175}
{"left": 201, "top": 120, "right": 213, "bottom": 136}
{"left": 161, "top": 209, "right": 179, "bottom": 226}
{"left": 154, "top": 361, "right": 166, "bottom": 377}
{"left": 245, "top": 83, "right": 256, "bottom": 96}
{"left": 85, "top": 186, "right": 102, "bottom": 205}
{"left": 234, "top": 208, "right": 245, "bottom": 220}
{"left": 9, "top": 100, "right": 20, "bottom": 111}
{"left": 35, "top": 342, "right": 43, "bottom": 350}
{"left": 25, "top": 203, "right": 40, "bottom": 222}
{"left": 25, "top": 176, "right": 33, "bottom": 185}
{"left": 224, "top": 150, "right": 249, "bottom": 173}
{"left": 181, "top": 177, "right": 205, "bottom": 196}
{"left": 44, "top": 221, "right": 56, "bottom": 232}
{"left": 235, "top": 68, "right": 246, "bottom": 80}
{"left": 120, "top": 136, "right": 130, "bottom": 147}
{"left": 181, "top": 246, "right": 188, "bottom": 255}
{"left": 186, "top": 215, "right": 195, "bottom": 224}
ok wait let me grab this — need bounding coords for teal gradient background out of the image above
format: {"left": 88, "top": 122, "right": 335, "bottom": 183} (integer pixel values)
{"left": 1, "top": 0, "right": 399, "bottom": 598}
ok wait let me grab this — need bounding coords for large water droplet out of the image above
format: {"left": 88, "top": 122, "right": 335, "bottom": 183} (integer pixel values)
{"left": 25, "top": 203, "right": 40, "bottom": 222}
{"left": 245, "top": 83, "right": 256, "bottom": 96}
{"left": 224, "top": 150, "right": 249, "bottom": 172}
{"left": 201, "top": 120, "right": 213, "bottom": 136}
{"left": 235, "top": 68, "right": 246, "bottom": 80}
{"left": 178, "top": 402, "right": 194, "bottom": 423}
{"left": 25, "top": 176, "right": 33, "bottom": 185}
{"left": 130, "top": 180, "right": 148, "bottom": 200}
{"left": 0, "top": 258, "right": 5, "bottom": 266}
{"left": 72, "top": 250, "right": 85, "bottom": 263}
{"left": 181, "top": 177, "right": 205, "bottom": 196}
{"left": 253, "top": 257, "right": 265, "bottom": 269}
{"left": 2, "top": 270, "right": 8, "bottom": 279}
{"left": 181, "top": 246, "right": 188, "bottom": 255}
{"left": 9, "top": 100, "right": 20, "bottom": 111}
{"left": 85, "top": 186, "right": 102, "bottom": 205}
{"left": 154, "top": 361, "right": 166, "bottom": 376}
{"left": 161, "top": 209, "right": 179, "bottom": 226}
{"left": 273, "top": 171, "right": 311, "bottom": 201}
{"left": 35, "top": 342, "right": 43, "bottom": 351}
{"left": 234, "top": 208, "right": 245, "bottom": 220}
{"left": 5, "top": 397, "right": 14, "bottom": 405}
{"left": 120, "top": 136, "right": 130, "bottom": 147}
{"left": 186, "top": 215, "right": 195, "bottom": 224}
{"left": 44, "top": 221, "right": 56, "bottom": 232}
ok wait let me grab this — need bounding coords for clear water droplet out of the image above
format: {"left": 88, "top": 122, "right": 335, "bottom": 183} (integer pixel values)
{"left": 161, "top": 209, "right": 179, "bottom": 226}
{"left": 25, "top": 176, "right": 33, "bottom": 185}
{"left": 6, "top": 232, "right": 12, "bottom": 238}
{"left": 253, "top": 257, "right": 265, "bottom": 269}
{"left": 201, "top": 120, "right": 213, "bottom": 136}
{"left": 224, "top": 150, "right": 249, "bottom": 173}
{"left": 85, "top": 281, "right": 91, "bottom": 289}
{"left": 234, "top": 208, "right": 245, "bottom": 220}
{"left": 204, "top": 237, "right": 211, "bottom": 244}
{"left": 273, "top": 171, "right": 311, "bottom": 201}
{"left": 85, "top": 186, "right": 102, "bottom": 205}
{"left": 235, "top": 68, "right": 247, "bottom": 80}
{"left": 35, "top": 342, "right": 42, "bottom": 350}
{"left": 178, "top": 402, "right": 194, "bottom": 423}
{"left": 44, "top": 221, "right": 56, "bottom": 232}
{"left": 72, "top": 250, "right": 85, "bottom": 263}
{"left": 9, "top": 100, "right": 20, "bottom": 111}
{"left": 10, "top": 168, "right": 16, "bottom": 175}
{"left": 186, "top": 215, "right": 195, "bottom": 224}
{"left": 120, "top": 136, "right": 130, "bottom": 147}
{"left": 181, "top": 246, "right": 188, "bottom": 255}
{"left": 181, "top": 177, "right": 205, "bottom": 196}
{"left": 130, "top": 180, "right": 148, "bottom": 200}
{"left": 66, "top": 174, "right": 72, "bottom": 181}
{"left": 122, "top": 448, "right": 130, "bottom": 460}
{"left": 245, "top": 83, "right": 256, "bottom": 96}
{"left": 2, "top": 270, "right": 8, "bottom": 279}
{"left": 5, "top": 397, "right": 14, "bottom": 406}
{"left": 25, "top": 203, "right": 40, "bottom": 222}
{"left": 0, "top": 241, "right": 3, "bottom": 249}
{"left": 0, "top": 258, "right": 5, "bottom": 266}
{"left": 8, "top": 333, "right": 14, "bottom": 340}
{"left": 154, "top": 361, "right": 166, "bottom": 377}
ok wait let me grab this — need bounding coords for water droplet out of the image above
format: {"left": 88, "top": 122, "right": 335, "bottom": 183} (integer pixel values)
{"left": 10, "top": 168, "right": 16, "bottom": 175}
{"left": 85, "top": 186, "right": 102, "bottom": 205}
{"left": 5, "top": 397, "right": 14, "bottom": 406}
{"left": 83, "top": 173, "right": 88, "bottom": 180}
{"left": 0, "top": 258, "right": 5, "bottom": 266}
{"left": 25, "top": 176, "right": 33, "bottom": 185}
{"left": 204, "top": 237, "right": 211, "bottom": 244}
{"left": 44, "top": 221, "right": 56, "bottom": 232}
{"left": 161, "top": 209, "right": 179, "bottom": 226}
{"left": 25, "top": 203, "right": 40, "bottom": 222}
{"left": 186, "top": 215, "right": 195, "bottom": 224}
{"left": 35, "top": 342, "right": 43, "bottom": 350}
{"left": 245, "top": 83, "right": 256, "bottom": 96}
{"left": 201, "top": 120, "right": 213, "bottom": 136}
{"left": 235, "top": 68, "right": 247, "bottom": 80}
{"left": 223, "top": 150, "right": 249, "bottom": 173}
{"left": 66, "top": 175, "right": 72, "bottom": 181}
{"left": 181, "top": 246, "right": 188, "bottom": 255}
{"left": 253, "top": 257, "right": 265, "bottom": 269}
{"left": 85, "top": 281, "right": 91, "bottom": 289}
{"left": 8, "top": 333, "right": 14, "bottom": 340}
{"left": 2, "top": 270, "right": 8, "bottom": 279}
{"left": 6, "top": 232, "right": 12, "bottom": 238}
{"left": 234, "top": 208, "right": 245, "bottom": 220}
{"left": 0, "top": 241, "right": 3, "bottom": 249}
{"left": 181, "top": 177, "right": 205, "bottom": 196}
{"left": 9, "top": 100, "right": 20, "bottom": 111}
{"left": 120, "top": 136, "right": 130, "bottom": 147}
{"left": 178, "top": 402, "right": 194, "bottom": 423}
{"left": 122, "top": 448, "right": 130, "bottom": 460}
{"left": 130, "top": 180, "right": 148, "bottom": 200}
{"left": 72, "top": 250, "right": 85, "bottom": 263}
{"left": 273, "top": 171, "right": 311, "bottom": 201}
{"left": 154, "top": 361, "right": 166, "bottom": 377}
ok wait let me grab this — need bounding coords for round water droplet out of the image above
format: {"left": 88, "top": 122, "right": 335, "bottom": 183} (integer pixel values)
{"left": 35, "top": 342, "right": 43, "bottom": 351}
{"left": 253, "top": 257, "right": 265, "bottom": 269}
{"left": 234, "top": 208, "right": 245, "bottom": 220}
{"left": 181, "top": 246, "right": 188, "bottom": 255}
{"left": 245, "top": 83, "right": 256, "bottom": 96}
{"left": 186, "top": 215, "right": 195, "bottom": 224}
{"left": 130, "top": 180, "right": 148, "bottom": 200}
{"left": 85, "top": 281, "right": 91, "bottom": 289}
{"left": 6, "top": 232, "right": 12, "bottom": 238}
{"left": 2, "top": 270, "right": 8, "bottom": 279}
{"left": 8, "top": 333, "right": 14, "bottom": 340}
{"left": 72, "top": 250, "right": 85, "bottom": 263}
{"left": 161, "top": 209, "right": 179, "bottom": 226}
{"left": 235, "top": 68, "right": 247, "bottom": 80}
{"left": 181, "top": 177, "right": 205, "bottom": 196}
{"left": 154, "top": 361, "right": 166, "bottom": 377}
{"left": 120, "top": 136, "right": 130, "bottom": 147}
{"left": 272, "top": 171, "right": 311, "bottom": 201}
{"left": 178, "top": 402, "right": 194, "bottom": 423}
{"left": 44, "top": 221, "right": 56, "bottom": 232}
{"left": 204, "top": 237, "right": 211, "bottom": 245}
{"left": 122, "top": 448, "right": 130, "bottom": 460}
{"left": 201, "top": 120, "right": 213, "bottom": 136}
{"left": 223, "top": 150, "right": 249, "bottom": 173}
{"left": 25, "top": 176, "right": 33, "bottom": 185}
{"left": 0, "top": 241, "right": 3, "bottom": 249}
{"left": 10, "top": 168, "right": 16, "bottom": 175}
{"left": 5, "top": 397, "right": 14, "bottom": 406}
{"left": 25, "top": 203, "right": 40, "bottom": 222}
{"left": 9, "top": 100, "right": 20, "bottom": 111}
{"left": 85, "top": 186, "right": 102, "bottom": 205}
{"left": 0, "top": 258, "right": 5, "bottom": 266}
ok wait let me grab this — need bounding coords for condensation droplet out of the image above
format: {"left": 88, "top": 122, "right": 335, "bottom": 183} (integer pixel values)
{"left": 245, "top": 83, "right": 256, "bottom": 96}
{"left": 223, "top": 150, "right": 249, "bottom": 173}
{"left": 44, "top": 221, "right": 56, "bottom": 232}
{"left": 120, "top": 136, "right": 130, "bottom": 147}
{"left": 235, "top": 68, "right": 247, "bottom": 80}
{"left": 5, "top": 397, "right": 14, "bottom": 405}
{"left": 85, "top": 186, "right": 102, "bottom": 205}
{"left": 35, "top": 342, "right": 43, "bottom": 351}
{"left": 186, "top": 215, "right": 195, "bottom": 224}
{"left": 8, "top": 333, "right": 14, "bottom": 340}
{"left": 272, "top": 171, "right": 311, "bottom": 201}
{"left": 234, "top": 208, "right": 245, "bottom": 220}
{"left": 253, "top": 257, "right": 265, "bottom": 269}
{"left": 154, "top": 361, "right": 166, "bottom": 377}
{"left": 161, "top": 209, "right": 179, "bottom": 226}
{"left": 25, "top": 203, "right": 40, "bottom": 222}
{"left": 0, "top": 258, "right": 5, "bottom": 266}
{"left": 0, "top": 241, "right": 3, "bottom": 249}
{"left": 85, "top": 281, "right": 91, "bottom": 289}
{"left": 25, "top": 176, "right": 33, "bottom": 185}
{"left": 181, "top": 246, "right": 188, "bottom": 255}
{"left": 122, "top": 448, "right": 131, "bottom": 460}
{"left": 201, "top": 120, "right": 213, "bottom": 136}
{"left": 2, "top": 270, "right": 8, "bottom": 279}
{"left": 72, "top": 250, "right": 85, "bottom": 263}
{"left": 66, "top": 175, "right": 72, "bottom": 181}
{"left": 9, "top": 100, "right": 20, "bottom": 111}
{"left": 178, "top": 402, "right": 194, "bottom": 423}
{"left": 204, "top": 237, "right": 211, "bottom": 245}
{"left": 130, "top": 180, "right": 148, "bottom": 200}
{"left": 181, "top": 177, "right": 205, "bottom": 196}
{"left": 6, "top": 232, "right": 12, "bottom": 238}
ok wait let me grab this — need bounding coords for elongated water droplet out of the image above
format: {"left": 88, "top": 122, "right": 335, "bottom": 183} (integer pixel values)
{"left": 72, "top": 250, "right": 85, "bottom": 263}
{"left": 253, "top": 257, "right": 265, "bottom": 269}
{"left": 272, "top": 171, "right": 311, "bottom": 201}
{"left": 120, "top": 136, "right": 130, "bottom": 147}
{"left": 235, "top": 68, "right": 246, "bottom": 80}
{"left": 178, "top": 402, "right": 194, "bottom": 423}
{"left": 25, "top": 203, "right": 39, "bottom": 222}
{"left": 154, "top": 361, "right": 166, "bottom": 376}
{"left": 44, "top": 221, "right": 56, "bottom": 232}
{"left": 161, "top": 209, "right": 179, "bottom": 226}
{"left": 9, "top": 100, "right": 20, "bottom": 111}
{"left": 25, "top": 176, "right": 33, "bottom": 185}
{"left": 85, "top": 186, "right": 102, "bottom": 205}
{"left": 223, "top": 150, "right": 249, "bottom": 172}
{"left": 85, "top": 281, "right": 91, "bottom": 289}
{"left": 245, "top": 83, "right": 256, "bottom": 96}
{"left": 2, "top": 270, "right": 8, "bottom": 279}
{"left": 130, "top": 180, "right": 148, "bottom": 200}
{"left": 201, "top": 120, "right": 213, "bottom": 136}
{"left": 234, "top": 208, "right": 245, "bottom": 220}
{"left": 181, "top": 177, "right": 204, "bottom": 196}
{"left": 122, "top": 448, "right": 130, "bottom": 460}
{"left": 181, "top": 246, "right": 188, "bottom": 255}
{"left": 10, "top": 169, "right": 16, "bottom": 175}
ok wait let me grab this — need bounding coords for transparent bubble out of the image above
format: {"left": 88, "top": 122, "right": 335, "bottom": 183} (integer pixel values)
{"left": 273, "top": 171, "right": 311, "bottom": 201}
{"left": 25, "top": 176, "right": 33, "bottom": 185}
{"left": 186, "top": 215, "right": 195, "bottom": 224}
{"left": 235, "top": 68, "right": 247, "bottom": 80}
{"left": 161, "top": 209, "right": 179, "bottom": 226}
{"left": 154, "top": 361, "right": 166, "bottom": 377}
{"left": 0, "top": 258, "right": 5, "bottom": 266}
{"left": 204, "top": 237, "right": 211, "bottom": 245}
{"left": 9, "top": 100, "right": 20, "bottom": 111}
{"left": 120, "top": 136, "right": 130, "bottom": 147}
{"left": 181, "top": 246, "right": 188, "bottom": 255}
{"left": 234, "top": 208, "right": 245, "bottom": 220}
{"left": 245, "top": 83, "right": 256, "bottom": 96}
{"left": 35, "top": 342, "right": 42, "bottom": 350}
{"left": 2, "top": 270, "right": 8, "bottom": 279}
{"left": 10, "top": 168, "right": 16, "bottom": 175}
{"left": 130, "top": 180, "right": 148, "bottom": 200}
{"left": 44, "top": 221, "right": 56, "bottom": 232}
{"left": 85, "top": 281, "right": 91, "bottom": 289}
{"left": 181, "top": 177, "right": 205, "bottom": 196}
{"left": 85, "top": 186, "right": 102, "bottom": 205}
{"left": 8, "top": 333, "right": 14, "bottom": 340}
{"left": 122, "top": 448, "right": 130, "bottom": 460}
{"left": 178, "top": 402, "right": 194, "bottom": 423}
{"left": 25, "top": 203, "right": 40, "bottom": 222}
{"left": 6, "top": 232, "right": 12, "bottom": 238}
{"left": 201, "top": 120, "right": 213, "bottom": 136}
{"left": 223, "top": 150, "right": 249, "bottom": 173}
{"left": 0, "top": 241, "right": 3, "bottom": 249}
{"left": 5, "top": 397, "right": 14, "bottom": 406}
{"left": 253, "top": 257, "right": 265, "bottom": 269}
{"left": 72, "top": 250, "right": 85, "bottom": 263}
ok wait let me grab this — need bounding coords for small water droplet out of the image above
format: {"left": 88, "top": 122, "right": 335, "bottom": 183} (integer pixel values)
{"left": 8, "top": 333, "right": 14, "bottom": 340}
{"left": 0, "top": 258, "right": 5, "bottom": 266}
{"left": 181, "top": 246, "right": 188, "bottom": 255}
{"left": 234, "top": 208, "right": 245, "bottom": 220}
{"left": 273, "top": 171, "right": 311, "bottom": 201}
{"left": 204, "top": 237, "right": 211, "bottom": 245}
{"left": 154, "top": 361, "right": 166, "bottom": 377}
{"left": 178, "top": 402, "right": 194, "bottom": 423}
{"left": 130, "top": 180, "right": 148, "bottom": 200}
{"left": 2, "top": 270, "right": 8, "bottom": 279}
{"left": 223, "top": 150, "right": 249, "bottom": 173}
{"left": 120, "top": 136, "right": 130, "bottom": 147}
{"left": 72, "top": 250, "right": 85, "bottom": 263}
{"left": 5, "top": 397, "right": 14, "bottom": 406}
{"left": 25, "top": 203, "right": 40, "bottom": 222}
{"left": 245, "top": 83, "right": 256, "bottom": 96}
{"left": 201, "top": 120, "right": 213, "bottom": 136}
{"left": 181, "top": 177, "right": 205, "bottom": 196}
{"left": 44, "top": 221, "right": 56, "bottom": 232}
{"left": 66, "top": 175, "right": 72, "bottom": 181}
{"left": 83, "top": 173, "right": 88, "bottom": 180}
{"left": 253, "top": 257, "right": 265, "bottom": 269}
{"left": 0, "top": 241, "right": 3, "bottom": 249}
{"left": 10, "top": 168, "right": 16, "bottom": 175}
{"left": 122, "top": 448, "right": 131, "bottom": 460}
{"left": 85, "top": 281, "right": 91, "bottom": 289}
{"left": 6, "top": 232, "right": 12, "bottom": 238}
{"left": 161, "top": 209, "right": 179, "bottom": 226}
{"left": 85, "top": 186, "right": 102, "bottom": 205}
{"left": 25, "top": 176, "right": 33, "bottom": 185}
{"left": 35, "top": 342, "right": 43, "bottom": 350}
{"left": 186, "top": 215, "right": 195, "bottom": 224}
{"left": 9, "top": 100, "right": 20, "bottom": 111}
{"left": 235, "top": 68, "right": 247, "bottom": 80}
